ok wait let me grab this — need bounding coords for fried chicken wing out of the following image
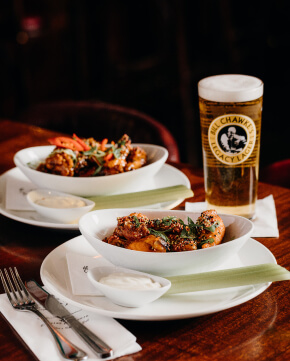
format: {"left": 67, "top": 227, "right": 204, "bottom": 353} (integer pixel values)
{"left": 196, "top": 209, "right": 225, "bottom": 248}
{"left": 170, "top": 238, "right": 197, "bottom": 252}
{"left": 125, "top": 147, "right": 147, "bottom": 171}
{"left": 74, "top": 155, "right": 99, "bottom": 177}
{"left": 103, "top": 234, "right": 127, "bottom": 248}
{"left": 126, "top": 235, "right": 169, "bottom": 252}
{"left": 113, "top": 213, "right": 150, "bottom": 242}
{"left": 101, "top": 158, "right": 127, "bottom": 175}
{"left": 37, "top": 151, "right": 75, "bottom": 176}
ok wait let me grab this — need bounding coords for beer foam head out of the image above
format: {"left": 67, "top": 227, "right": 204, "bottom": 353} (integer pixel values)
{"left": 198, "top": 74, "right": 263, "bottom": 102}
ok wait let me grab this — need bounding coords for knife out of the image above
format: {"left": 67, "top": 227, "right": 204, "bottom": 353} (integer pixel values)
{"left": 26, "top": 280, "right": 113, "bottom": 359}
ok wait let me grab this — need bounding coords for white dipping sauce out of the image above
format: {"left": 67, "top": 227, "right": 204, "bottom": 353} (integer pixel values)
{"left": 35, "top": 196, "right": 86, "bottom": 209}
{"left": 99, "top": 272, "right": 162, "bottom": 290}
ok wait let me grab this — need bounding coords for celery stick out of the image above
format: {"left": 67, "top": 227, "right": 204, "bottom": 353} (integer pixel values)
{"left": 86, "top": 185, "right": 193, "bottom": 210}
{"left": 166, "top": 264, "right": 290, "bottom": 294}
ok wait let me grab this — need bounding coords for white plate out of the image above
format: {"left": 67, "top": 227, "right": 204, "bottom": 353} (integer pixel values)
{"left": 40, "top": 235, "right": 276, "bottom": 321}
{"left": 0, "top": 165, "right": 190, "bottom": 230}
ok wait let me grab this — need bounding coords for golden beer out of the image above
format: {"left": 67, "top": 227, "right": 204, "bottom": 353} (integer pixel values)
{"left": 198, "top": 75, "right": 263, "bottom": 218}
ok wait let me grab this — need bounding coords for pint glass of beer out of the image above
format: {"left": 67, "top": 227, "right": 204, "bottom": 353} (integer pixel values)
{"left": 198, "top": 74, "right": 264, "bottom": 218}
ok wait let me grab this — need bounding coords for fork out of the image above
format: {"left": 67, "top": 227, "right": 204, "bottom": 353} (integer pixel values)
{"left": 0, "top": 267, "right": 88, "bottom": 361}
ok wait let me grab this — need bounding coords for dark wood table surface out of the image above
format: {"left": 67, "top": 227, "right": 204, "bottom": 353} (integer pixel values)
{"left": 0, "top": 119, "right": 289, "bottom": 361}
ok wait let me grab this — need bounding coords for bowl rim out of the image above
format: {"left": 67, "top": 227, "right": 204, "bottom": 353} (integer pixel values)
{"left": 14, "top": 143, "right": 168, "bottom": 180}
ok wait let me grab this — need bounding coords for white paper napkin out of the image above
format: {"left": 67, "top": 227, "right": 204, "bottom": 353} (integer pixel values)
{"left": 0, "top": 292, "right": 141, "bottom": 361}
{"left": 185, "top": 195, "right": 279, "bottom": 238}
{"left": 66, "top": 253, "right": 114, "bottom": 296}
{"left": 5, "top": 169, "right": 36, "bottom": 210}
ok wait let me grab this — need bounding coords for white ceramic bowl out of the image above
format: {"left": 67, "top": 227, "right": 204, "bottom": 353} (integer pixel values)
{"left": 14, "top": 144, "right": 168, "bottom": 197}
{"left": 79, "top": 209, "right": 254, "bottom": 277}
{"left": 26, "top": 189, "right": 95, "bottom": 224}
{"left": 87, "top": 266, "right": 171, "bottom": 307}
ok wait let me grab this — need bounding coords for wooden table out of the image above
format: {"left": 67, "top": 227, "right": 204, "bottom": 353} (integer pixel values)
{"left": 0, "top": 119, "right": 289, "bottom": 361}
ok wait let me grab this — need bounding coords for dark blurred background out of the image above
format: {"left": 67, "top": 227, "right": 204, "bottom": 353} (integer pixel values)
{"left": 1, "top": 0, "right": 289, "bottom": 168}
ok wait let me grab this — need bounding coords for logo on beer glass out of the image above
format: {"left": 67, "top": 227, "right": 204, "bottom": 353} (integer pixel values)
{"left": 208, "top": 114, "right": 256, "bottom": 165}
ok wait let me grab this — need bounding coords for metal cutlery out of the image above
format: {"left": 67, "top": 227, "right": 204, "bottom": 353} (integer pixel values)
{"left": 26, "top": 279, "right": 113, "bottom": 359}
{"left": 0, "top": 267, "right": 88, "bottom": 361}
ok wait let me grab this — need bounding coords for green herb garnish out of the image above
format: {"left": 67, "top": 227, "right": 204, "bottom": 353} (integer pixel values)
{"left": 149, "top": 228, "right": 172, "bottom": 243}
{"left": 204, "top": 221, "right": 220, "bottom": 232}
{"left": 161, "top": 216, "right": 178, "bottom": 226}
{"left": 132, "top": 215, "right": 140, "bottom": 228}
{"left": 113, "top": 146, "right": 122, "bottom": 159}
{"left": 180, "top": 227, "right": 196, "bottom": 240}
{"left": 118, "top": 139, "right": 126, "bottom": 147}
{"left": 92, "top": 164, "right": 103, "bottom": 176}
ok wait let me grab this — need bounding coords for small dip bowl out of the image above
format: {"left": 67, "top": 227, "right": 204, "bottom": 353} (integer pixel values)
{"left": 87, "top": 266, "right": 171, "bottom": 307}
{"left": 27, "top": 189, "right": 95, "bottom": 224}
